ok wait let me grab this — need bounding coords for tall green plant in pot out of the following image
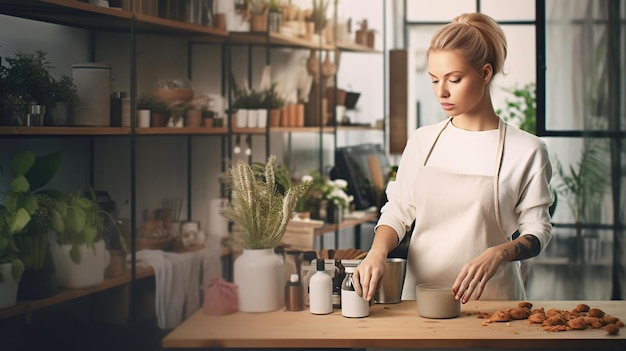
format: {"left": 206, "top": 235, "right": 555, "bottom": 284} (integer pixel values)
{"left": 47, "top": 189, "right": 126, "bottom": 288}
{"left": 0, "top": 151, "right": 46, "bottom": 308}
{"left": 220, "top": 155, "right": 310, "bottom": 312}
{"left": 2, "top": 150, "right": 63, "bottom": 299}
{"left": 554, "top": 139, "right": 609, "bottom": 263}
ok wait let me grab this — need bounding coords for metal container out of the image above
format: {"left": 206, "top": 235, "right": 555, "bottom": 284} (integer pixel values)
{"left": 375, "top": 258, "right": 406, "bottom": 304}
{"left": 72, "top": 63, "right": 112, "bottom": 126}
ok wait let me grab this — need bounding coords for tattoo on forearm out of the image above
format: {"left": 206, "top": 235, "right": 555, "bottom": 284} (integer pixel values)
{"left": 513, "top": 235, "right": 541, "bottom": 260}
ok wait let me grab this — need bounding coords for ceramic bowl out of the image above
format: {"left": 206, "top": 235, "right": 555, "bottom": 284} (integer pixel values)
{"left": 415, "top": 282, "right": 460, "bottom": 319}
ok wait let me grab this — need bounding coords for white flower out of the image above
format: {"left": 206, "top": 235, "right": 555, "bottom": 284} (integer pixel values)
{"left": 333, "top": 179, "right": 348, "bottom": 189}
{"left": 301, "top": 174, "right": 313, "bottom": 183}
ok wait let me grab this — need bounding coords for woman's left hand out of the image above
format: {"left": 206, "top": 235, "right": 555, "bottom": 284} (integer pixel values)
{"left": 451, "top": 246, "right": 505, "bottom": 303}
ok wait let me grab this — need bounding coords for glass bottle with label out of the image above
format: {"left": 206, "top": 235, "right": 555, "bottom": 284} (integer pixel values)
{"left": 341, "top": 266, "right": 369, "bottom": 318}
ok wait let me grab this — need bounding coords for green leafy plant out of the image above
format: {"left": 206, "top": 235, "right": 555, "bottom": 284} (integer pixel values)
{"left": 295, "top": 170, "right": 324, "bottom": 212}
{"left": 496, "top": 82, "right": 536, "bottom": 134}
{"left": 220, "top": 155, "right": 310, "bottom": 249}
{"left": 306, "top": 0, "right": 329, "bottom": 33}
{"left": 262, "top": 82, "right": 285, "bottom": 109}
{"left": 554, "top": 139, "right": 609, "bottom": 262}
{"left": 268, "top": 0, "right": 282, "bottom": 12}
{"left": 51, "top": 74, "right": 79, "bottom": 107}
{"left": 0, "top": 51, "right": 56, "bottom": 120}
{"left": 48, "top": 189, "right": 126, "bottom": 264}
{"left": 0, "top": 150, "right": 60, "bottom": 282}
{"left": 249, "top": 0, "right": 267, "bottom": 15}
{"left": 251, "top": 159, "right": 292, "bottom": 195}
{"left": 136, "top": 94, "right": 169, "bottom": 115}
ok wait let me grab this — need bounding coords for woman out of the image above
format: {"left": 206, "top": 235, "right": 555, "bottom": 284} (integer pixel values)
{"left": 353, "top": 13, "right": 553, "bottom": 304}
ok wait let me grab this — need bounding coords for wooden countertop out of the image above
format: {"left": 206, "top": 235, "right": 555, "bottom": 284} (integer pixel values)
{"left": 162, "top": 300, "right": 626, "bottom": 349}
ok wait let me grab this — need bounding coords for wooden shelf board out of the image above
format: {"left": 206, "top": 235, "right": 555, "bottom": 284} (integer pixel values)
{"left": 336, "top": 41, "right": 380, "bottom": 53}
{"left": 0, "top": 1, "right": 227, "bottom": 38}
{"left": 0, "top": 266, "right": 155, "bottom": 321}
{"left": 314, "top": 211, "right": 378, "bottom": 237}
{"left": 270, "top": 126, "right": 335, "bottom": 133}
{"left": 0, "top": 126, "right": 131, "bottom": 136}
{"left": 230, "top": 31, "right": 334, "bottom": 50}
{"left": 136, "top": 127, "right": 228, "bottom": 135}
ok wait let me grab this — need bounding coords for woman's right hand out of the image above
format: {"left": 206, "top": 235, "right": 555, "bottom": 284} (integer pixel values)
{"left": 352, "top": 248, "right": 387, "bottom": 301}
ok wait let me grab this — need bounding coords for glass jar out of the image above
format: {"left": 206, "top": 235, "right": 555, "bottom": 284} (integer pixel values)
{"left": 341, "top": 266, "right": 369, "bottom": 318}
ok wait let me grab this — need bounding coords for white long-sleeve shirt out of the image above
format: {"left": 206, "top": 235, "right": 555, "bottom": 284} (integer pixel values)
{"left": 378, "top": 118, "right": 554, "bottom": 252}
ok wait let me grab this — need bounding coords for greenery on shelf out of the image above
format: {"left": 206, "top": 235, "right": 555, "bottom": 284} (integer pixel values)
{"left": 219, "top": 155, "right": 310, "bottom": 250}
{"left": 306, "top": 0, "right": 329, "bottom": 33}
{"left": 51, "top": 74, "right": 79, "bottom": 108}
{"left": 136, "top": 94, "right": 169, "bottom": 115}
{"left": 251, "top": 158, "right": 292, "bottom": 195}
{"left": 47, "top": 189, "right": 126, "bottom": 264}
{"left": 263, "top": 83, "right": 285, "bottom": 109}
{"left": 268, "top": 0, "right": 282, "bottom": 12}
{"left": 0, "top": 150, "right": 60, "bottom": 282}
{"left": 0, "top": 50, "right": 78, "bottom": 123}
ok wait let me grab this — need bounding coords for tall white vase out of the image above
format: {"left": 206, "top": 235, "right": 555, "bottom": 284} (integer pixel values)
{"left": 234, "top": 248, "right": 284, "bottom": 312}
{"left": 0, "top": 262, "right": 19, "bottom": 309}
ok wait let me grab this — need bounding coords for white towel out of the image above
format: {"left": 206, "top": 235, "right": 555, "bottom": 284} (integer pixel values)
{"left": 134, "top": 241, "right": 222, "bottom": 329}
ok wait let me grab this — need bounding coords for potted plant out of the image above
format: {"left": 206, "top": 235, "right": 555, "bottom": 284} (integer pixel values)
{"left": 305, "top": 0, "right": 329, "bottom": 34}
{"left": 554, "top": 139, "right": 608, "bottom": 263}
{"left": 47, "top": 189, "right": 126, "bottom": 288}
{"left": 2, "top": 150, "right": 62, "bottom": 299}
{"left": 167, "top": 102, "right": 186, "bottom": 127}
{"left": 48, "top": 74, "right": 79, "bottom": 126}
{"left": 136, "top": 94, "right": 167, "bottom": 128}
{"left": 0, "top": 50, "right": 56, "bottom": 126}
{"left": 220, "top": 155, "right": 310, "bottom": 312}
{"left": 249, "top": 0, "right": 268, "bottom": 32}
{"left": 0, "top": 151, "right": 49, "bottom": 307}
{"left": 268, "top": 0, "right": 282, "bottom": 32}
{"left": 263, "top": 82, "right": 285, "bottom": 127}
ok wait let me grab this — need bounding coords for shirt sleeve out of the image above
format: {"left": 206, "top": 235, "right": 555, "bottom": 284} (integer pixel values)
{"left": 375, "top": 130, "right": 421, "bottom": 243}
{"left": 515, "top": 143, "right": 554, "bottom": 253}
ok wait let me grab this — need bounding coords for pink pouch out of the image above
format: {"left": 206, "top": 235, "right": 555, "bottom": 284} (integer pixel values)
{"left": 203, "top": 276, "right": 239, "bottom": 315}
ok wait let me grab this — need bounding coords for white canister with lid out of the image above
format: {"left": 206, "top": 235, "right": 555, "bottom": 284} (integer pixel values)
{"left": 72, "top": 63, "right": 112, "bottom": 126}
{"left": 341, "top": 266, "right": 369, "bottom": 318}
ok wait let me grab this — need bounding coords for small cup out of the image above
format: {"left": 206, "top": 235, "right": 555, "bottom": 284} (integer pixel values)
{"left": 415, "top": 282, "right": 460, "bottom": 319}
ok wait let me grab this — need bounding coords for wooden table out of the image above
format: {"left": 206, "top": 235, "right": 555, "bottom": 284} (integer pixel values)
{"left": 162, "top": 300, "right": 626, "bottom": 349}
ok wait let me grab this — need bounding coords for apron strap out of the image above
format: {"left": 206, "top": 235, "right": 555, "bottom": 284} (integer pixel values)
{"left": 493, "top": 118, "right": 507, "bottom": 236}
{"left": 423, "top": 118, "right": 452, "bottom": 165}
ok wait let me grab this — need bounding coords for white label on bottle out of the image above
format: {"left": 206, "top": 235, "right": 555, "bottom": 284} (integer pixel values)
{"left": 341, "top": 289, "right": 369, "bottom": 318}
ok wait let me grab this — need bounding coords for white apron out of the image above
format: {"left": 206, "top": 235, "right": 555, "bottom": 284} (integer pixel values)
{"left": 401, "top": 118, "right": 525, "bottom": 301}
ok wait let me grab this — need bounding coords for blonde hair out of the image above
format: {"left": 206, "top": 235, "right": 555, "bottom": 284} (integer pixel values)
{"left": 429, "top": 13, "right": 507, "bottom": 79}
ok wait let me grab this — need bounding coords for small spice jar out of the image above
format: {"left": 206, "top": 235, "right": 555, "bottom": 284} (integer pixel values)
{"left": 341, "top": 266, "right": 369, "bottom": 318}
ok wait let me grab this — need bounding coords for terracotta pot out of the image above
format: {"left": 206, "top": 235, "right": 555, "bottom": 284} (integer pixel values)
{"left": 295, "top": 104, "right": 304, "bottom": 127}
{"left": 288, "top": 104, "right": 297, "bottom": 127}
{"left": 269, "top": 108, "right": 281, "bottom": 127}
{"left": 151, "top": 112, "right": 168, "bottom": 127}
{"left": 250, "top": 15, "right": 267, "bottom": 32}
{"left": 185, "top": 109, "right": 202, "bottom": 127}
{"left": 280, "top": 106, "right": 290, "bottom": 127}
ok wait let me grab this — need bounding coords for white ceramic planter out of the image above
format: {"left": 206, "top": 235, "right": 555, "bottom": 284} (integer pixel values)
{"left": 236, "top": 109, "right": 248, "bottom": 128}
{"left": 257, "top": 109, "right": 268, "bottom": 128}
{"left": 246, "top": 109, "right": 259, "bottom": 128}
{"left": 50, "top": 240, "right": 110, "bottom": 288}
{"left": 234, "top": 248, "right": 284, "bottom": 312}
{"left": 0, "top": 262, "right": 19, "bottom": 309}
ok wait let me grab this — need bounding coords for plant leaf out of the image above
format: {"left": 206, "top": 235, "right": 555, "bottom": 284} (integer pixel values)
{"left": 10, "top": 150, "right": 35, "bottom": 177}
{"left": 70, "top": 244, "right": 80, "bottom": 264}
{"left": 25, "top": 150, "right": 62, "bottom": 191}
